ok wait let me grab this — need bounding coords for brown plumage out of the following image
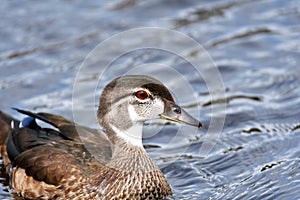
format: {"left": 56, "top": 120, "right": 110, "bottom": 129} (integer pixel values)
{"left": 0, "top": 75, "right": 201, "bottom": 199}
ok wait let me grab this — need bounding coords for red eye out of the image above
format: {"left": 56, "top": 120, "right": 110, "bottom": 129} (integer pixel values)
{"left": 135, "top": 90, "right": 150, "bottom": 100}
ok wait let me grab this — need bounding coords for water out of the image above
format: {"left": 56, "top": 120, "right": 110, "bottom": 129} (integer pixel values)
{"left": 0, "top": 0, "right": 300, "bottom": 199}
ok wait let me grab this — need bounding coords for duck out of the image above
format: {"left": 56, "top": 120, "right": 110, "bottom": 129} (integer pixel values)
{"left": 0, "top": 75, "right": 202, "bottom": 199}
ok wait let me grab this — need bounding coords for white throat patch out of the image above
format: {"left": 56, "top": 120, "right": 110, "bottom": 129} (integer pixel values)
{"left": 110, "top": 124, "right": 143, "bottom": 147}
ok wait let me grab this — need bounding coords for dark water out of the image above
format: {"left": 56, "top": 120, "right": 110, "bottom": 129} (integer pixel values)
{"left": 1, "top": 0, "right": 300, "bottom": 199}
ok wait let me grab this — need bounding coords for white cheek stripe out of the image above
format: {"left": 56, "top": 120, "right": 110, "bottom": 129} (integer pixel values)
{"left": 128, "top": 104, "right": 140, "bottom": 122}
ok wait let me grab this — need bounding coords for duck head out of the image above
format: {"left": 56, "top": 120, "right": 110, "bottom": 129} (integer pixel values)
{"left": 97, "top": 75, "right": 202, "bottom": 146}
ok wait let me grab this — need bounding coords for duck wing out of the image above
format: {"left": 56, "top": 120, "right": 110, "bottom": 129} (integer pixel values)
{"left": 5, "top": 109, "right": 112, "bottom": 186}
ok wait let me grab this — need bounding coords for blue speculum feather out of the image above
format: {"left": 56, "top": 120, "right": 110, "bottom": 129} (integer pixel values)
{"left": 21, "top": 117, "right": 41, "bottom": 130}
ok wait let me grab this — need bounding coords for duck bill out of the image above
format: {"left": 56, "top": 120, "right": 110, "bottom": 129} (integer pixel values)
{"left": 159, "top": 101, "right": 202, "bottom": 128}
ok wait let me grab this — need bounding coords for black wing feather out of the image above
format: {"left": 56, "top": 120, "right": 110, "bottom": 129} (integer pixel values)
{"left": 3, "top": 108, "right": 112, "bottom": 186}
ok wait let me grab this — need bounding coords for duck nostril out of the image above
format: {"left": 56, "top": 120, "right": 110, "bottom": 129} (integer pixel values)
{"left": 173, "top": 107, "right": 181, "bottom": 114}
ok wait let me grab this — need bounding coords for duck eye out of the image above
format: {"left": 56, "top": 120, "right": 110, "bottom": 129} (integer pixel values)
{"left": 135, "top": 90, "right": 150, "bottom": 100}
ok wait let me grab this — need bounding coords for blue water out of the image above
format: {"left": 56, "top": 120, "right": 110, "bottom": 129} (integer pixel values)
{"left": 0, "top": 0, "right": 300, "bottom": 199}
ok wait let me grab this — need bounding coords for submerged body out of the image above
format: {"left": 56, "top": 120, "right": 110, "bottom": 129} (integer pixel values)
{"left": 0, "top": 75, "right": 201, "bottom": 199}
